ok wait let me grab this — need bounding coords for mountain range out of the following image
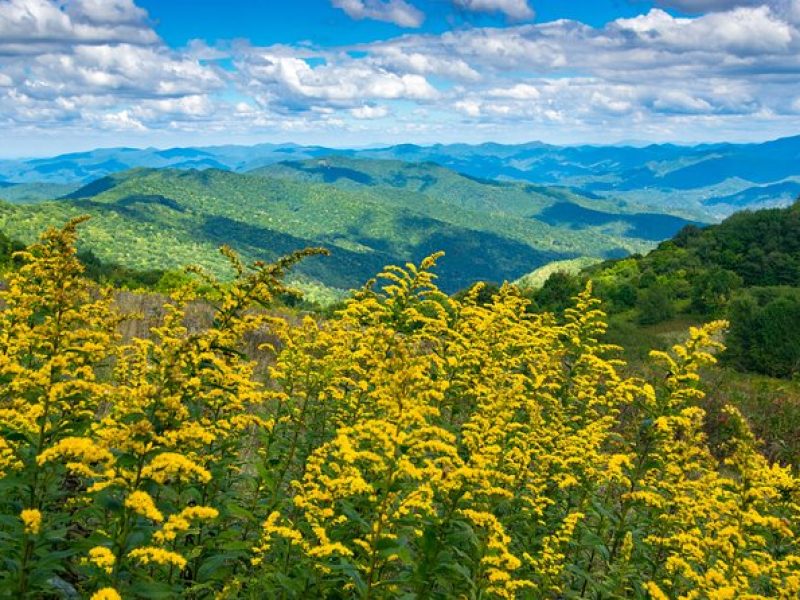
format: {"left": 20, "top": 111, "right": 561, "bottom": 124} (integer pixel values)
{"left": 3, "top": 135, "right": 799, "bottom": 300}
{"left": 3, "top": 135, "right": 800, "bottom": 221}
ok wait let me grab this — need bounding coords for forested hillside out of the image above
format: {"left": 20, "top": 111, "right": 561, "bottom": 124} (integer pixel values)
{"left": 0, "top": 162, "right": 696, "bottom": 299}
{"left": 253, "top": 156, "right": 697, "bottom": 241}
{"left": 0, "top": 220, "right": 797, "bottom": 599}
{"left": 528, "top": 201, "right": 800, "bottom": 378}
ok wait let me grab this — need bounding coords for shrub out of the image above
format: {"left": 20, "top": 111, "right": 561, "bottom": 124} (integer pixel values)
{"left": 636, "top": 284, "right": 675, "bottom": 325}
{"left": 724, "top": 288, "right": 800, "bottom": 378}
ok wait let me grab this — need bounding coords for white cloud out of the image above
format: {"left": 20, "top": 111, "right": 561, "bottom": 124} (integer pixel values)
{"left": 453, "top": 0, "right": 534, "bottom": 20}
{"left": 612, "top": 7, "right": 793, "bottom": 55}
{"left": 91, "top": 109, "right": 147, "bottom": 131}
{"left": 0, "top": 0, "right": 157, "bottom": 53}
{"left": 790, "top": 0, "right": 800, "bottom": 22}
{"left": 454, "top": 99, "right": 482, "bottom": 116}
{"left": 237, "top": 51, "right": 438, "bottom": 106}
{"left": 370, "top": 46, "right": 481, "bottom": 81}
{"left": 65, "top": 0, "right": 149, "bottom": 25}
{"left": 487, "top": 83, "right": 540, "bottom": 99}
{"left": 651, "top": 90, "right": 714, "bottom": 113}
{"left": 350, "top": 104, "right": 390, "bottom": 118}
{"left": 331, "top": 0, "right": 424, "bottom": 27}
{"left": 21, "top": 44, "right": 223, "bottom": 99}
{"left": 132, "top": 95, "right": 217, "bottom": 121}
{"left": 438, "top": 25, "right": 567, "bottom": 70}
{"left": 654, "top": 0, "right": 763, "bottom": 12}
{"left": 0, "top": 0, "right": 223, "bottom": 135}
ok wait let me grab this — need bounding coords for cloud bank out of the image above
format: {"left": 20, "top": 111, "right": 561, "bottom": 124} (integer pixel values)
{"left": 1, "top": 0, "right": 800, "bottom": 153}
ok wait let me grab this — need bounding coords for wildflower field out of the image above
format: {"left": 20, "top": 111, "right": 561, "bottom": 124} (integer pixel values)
{"left": 0, "top": 220, "right": 798, "bottom": 599}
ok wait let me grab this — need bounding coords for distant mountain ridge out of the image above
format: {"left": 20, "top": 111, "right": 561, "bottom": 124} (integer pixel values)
{"left": 3, "top": 135, "right": 799, "bottom": 220}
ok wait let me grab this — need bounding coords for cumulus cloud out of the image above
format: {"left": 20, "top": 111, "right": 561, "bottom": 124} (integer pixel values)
{"left": 656, "top": 0, "right": 800, "bottom": 27}
{"left": 453, "top": 0, "right": 534, "bottom": 20}
{"left": 331, "top": 0, "right": 424, "bottom": 27}
{"left": 21, "top": 44, "right": 222, "bottom": 99}
{"left": 487, "top": 83, "right": 541, "bottom": 99}
{"left": 651, "top": 90, "right": 714, "bottom": 113}
{"left": 65, "top": 0, "right": 149, "bottom": 25}
{"left": 3, "top": 0, "right": 800, "bottom": 148}
{"left": 437, "top": 26, "right": 566, "bottom": 70}
{"left": 454, "top": 99, "right": 482, "bottom": 116}
{"left": 0, "top": 0, "right": 157, "bottom": 53}
{"left": 237, "top": 51, "right": 438, "bottom": 107}
{"left": 350, "top": 104, "right": 390, "bottom": 118}
{"left": 370, "top": 46, "right": 481, "bottom": 81}
{"left": 613, "top": 7, "right": 793, "bottom": 55}
{"left": 0, "top": 0, "right": 224, "bottom": 136}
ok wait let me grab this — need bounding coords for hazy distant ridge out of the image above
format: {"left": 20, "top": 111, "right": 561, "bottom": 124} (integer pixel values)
{"left": 4, "top": 135, "right": 799, "bottom": 221}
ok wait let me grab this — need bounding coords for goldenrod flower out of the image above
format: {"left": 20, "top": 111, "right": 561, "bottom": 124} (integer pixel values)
{"left": 153, "top": 506, "right": 218, "bottom": 543}
{"left": 124, "top": 490, "right": 163, "bottom": 523}
{"left": 141, "top": 453, "right": 211, "bottom": 484}
{"left": 0, "top": 226, "right": 797, "bottom": 599}
{"left": 128, "top": 546, "right": 187, "bottom": 570}
{"left": 37, "top": 436, "right": 114, "bottom": 478}
{"left": 90, "top": 587, "right": 122, "bottom": 600}
{"left": 85, "top": 546, "right": 116, "bottom": 574}
{"left": 20, "top": 509, "right": 41, "bottom": 535}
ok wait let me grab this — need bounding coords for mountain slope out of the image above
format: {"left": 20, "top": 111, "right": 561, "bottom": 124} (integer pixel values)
{"left": 0, "top": 169, "right": 586, "bottom": 295}
{"left": 1, "top": 153, "right": 711, "bottom": 296}
{"left": 251, "top": 156, "right": 700, "bottom": 241}
{"left": 702, "top": 180, "right": 800, "bottom": 209}
{"left": 250, "top": 156, "right": 623, "bottom": 216}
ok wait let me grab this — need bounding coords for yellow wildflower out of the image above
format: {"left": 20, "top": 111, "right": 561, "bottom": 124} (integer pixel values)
{"left": 140, "top": 453, "right": 211, "bottom": 484}
{"left": 85, "top": 546, "right": 116, "bottom": 574}
{"left": 90, "top": 588, "right": 122, "bottom": 600}
{"left": 37, "top": 436, "right": 114, "bottom": 479}
{"left": 128, "top": 546, "right": 187, "bottom": 570}
{"left": 153, "top": 506, "right": 218, "bottom": 543}
{"left": 20, "top": 508, "right": 42, "bottom": 535}
{"left": 124, "top": 490, "right": 163, "bottom": 522}
{"left": 645, "top": 581, "right": 670, "bottom": 600}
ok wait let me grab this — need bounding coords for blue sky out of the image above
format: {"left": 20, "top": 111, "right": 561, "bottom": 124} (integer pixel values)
{"left": 1, "top": 0, "right": 800, "bottom": 156}
{"left": 135, "top": 1, "right": 650, "bottom": 47}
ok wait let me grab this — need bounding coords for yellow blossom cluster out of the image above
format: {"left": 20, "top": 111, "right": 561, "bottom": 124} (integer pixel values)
{"left": 20, "top": 509, "right": 42, "bottom": 535}
{"left": 0, "top": 221, "right": 797, "bottom": 598}
{"left": 250, "top": 258, "right": 799, "bottom": 599}
{"left": 153, "top": 505, "right": 219, "bottom": 543}
{"left": 89, "top": 588, "right": 122, "bottom": 600}
{"left": 84, "top": 546, "right": 116, "bottom": 574}
{"left": 128, "top": 546, "right": 188, "bottom": 569}
{"left": 124, "top": 490, "right": 164, "bottom": 522}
